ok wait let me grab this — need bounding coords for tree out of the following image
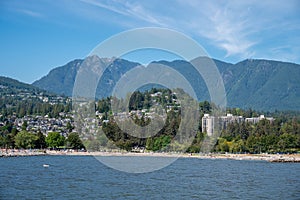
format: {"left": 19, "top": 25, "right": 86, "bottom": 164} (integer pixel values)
{"left": 3, "top": 130, "right": 15, "bottom": 149}
{"left": 152, "top": 135, "right": 171, "bottom": 151}
{"left": 35, "top": 131, "right": 47, "bottom": 149}
{"left": 66, "top": 122, "right": 73, "bottom": 133}
{"left": 21, "top": 121, "right": 28, "bottom": 131}
{"left": 216, "top": 138, "right": 230, "bottom": 153}
{"left": 86, "top": 139, "right": 101, "bottom": 151}
{"left": 199, "top": 101, "right": 211, "bottom": 114}
{"left": 246, "top": 135, "right": 260, "bottom": 153}
{"left": 14, "top": 131, "right": 38, "bottom": 149}
{"left": 231, "top": 139, "right": 245, "bottom": 153}
{"left": 66, "top": 132, "right": 85, "bottom": 149}
{"left": 46, "top": 132, "right": 65, "bottom": 148}
{"left": 0, "top": 135, "right": 5, "bottom": 148}
{"left": 277, "top": 133, "right": 298, "bottom": 152}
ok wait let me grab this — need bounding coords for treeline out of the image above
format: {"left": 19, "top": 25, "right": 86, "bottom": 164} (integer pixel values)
{"left": 214, "top": 118, "right": 300, "bottom": 153}
{"left": 0, "top": 96, "right": 71, "bottom": 118}
{"left": 1, "top": 87, "right": 299, "bottom": 153}
{"left": 93, "top": 91, "right": 300, "bottom": 153}
{"left": 87, "top": 88, "right": 185, "bottom": 151}
{"left": 188, "top": 102, "right": 300, "bottom": 153}
{"left": 96, "top": 88, "right": 178, "bottom": 114}
{"left": 93, "top": 109, "right": 180, "bottom": 152}
{"left": 0, "top": 122, "right": 84, "bottom": 150}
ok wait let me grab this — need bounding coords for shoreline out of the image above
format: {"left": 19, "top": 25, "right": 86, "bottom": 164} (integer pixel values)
{"left": 1, "top": 149, "right": 299, "bottom": 162}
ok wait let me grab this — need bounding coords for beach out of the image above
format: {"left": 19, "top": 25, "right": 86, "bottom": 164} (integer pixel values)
{"left": 1, "top": 149, "right": 299, "bottom": 162}
{"left": 50, "top": 151, "right": 300, "bottom": 162}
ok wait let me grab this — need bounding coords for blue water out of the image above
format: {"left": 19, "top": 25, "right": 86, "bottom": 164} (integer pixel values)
{"left": 0, "top": 156, "right": 299, "bottom": 200}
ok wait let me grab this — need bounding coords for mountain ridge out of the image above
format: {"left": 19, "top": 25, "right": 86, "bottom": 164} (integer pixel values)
{"left": 29, "top": 57, "right": 300, "bottom": 111}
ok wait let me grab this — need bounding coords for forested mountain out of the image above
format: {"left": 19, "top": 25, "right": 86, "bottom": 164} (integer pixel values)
{"left": 32, "top": 59, "right": 83, "bottom": 96}
{"left": 32, "top": 57, "right": 300, "bottom": 111}
{"left": 0, "top": 76, "right": 43, "bottom": 94}
{"left": 224, "top": 59, "right": 300, "bottom": 111}
{"left": 0, "top": 76, "right": 70, "bottom": 118}
{"left": 32, "top": 58, "right": 140, "bottom": 98}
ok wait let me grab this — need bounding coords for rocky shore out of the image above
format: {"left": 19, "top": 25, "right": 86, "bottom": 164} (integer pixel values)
{"left": 1, "top": 149, "right": 299, "bottom": 163}
{"left": 0, "top": 149, "right": 47, "bottom": 157}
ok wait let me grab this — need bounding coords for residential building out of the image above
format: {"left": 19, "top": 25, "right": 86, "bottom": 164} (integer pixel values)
{"left": 202, "top": 113, "right": 274, "bottom": 136}
{"left": 202, "top": 114, "right": 215, "bottom": 136}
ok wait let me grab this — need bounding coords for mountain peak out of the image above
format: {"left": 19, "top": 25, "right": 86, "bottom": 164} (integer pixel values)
{"left": 32, "top": 57, "right": 300, "bottom": 111}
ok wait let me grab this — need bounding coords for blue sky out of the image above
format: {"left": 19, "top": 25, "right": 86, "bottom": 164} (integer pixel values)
{"left": 1, "top": 0, "right": 300, "bottom": 83}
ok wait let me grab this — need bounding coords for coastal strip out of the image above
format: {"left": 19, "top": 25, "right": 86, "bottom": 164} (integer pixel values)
{"left": 0, "top": 149, "right": 47, "bottom": 157}
{"left": 45, "top": 151, "right": 300, "bottom": 162}
{"left": 1, "top": 149, "right": 299, "bottom": 163}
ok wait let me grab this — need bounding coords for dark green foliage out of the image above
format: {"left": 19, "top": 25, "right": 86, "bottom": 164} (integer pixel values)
{"left": 199, "top": 101, "right": 212, "bottom": 115}
{"left": 217, "top": 114, "right": 300, "bottom": 153}
{"left": 0, "top": 122, "right": 16, "bottom": 148}
{"left": 66, "top": 132, "right": 85, "bottom": 149}
{"left": 129, "top": 91, "right": 145, "bottom": 111}
{"left": 0, "top": 80, "right": 299, "bottom": 153}
{"left": 100, "top": 104, "right": 180, "bottom": 152}
{"left": 0, "top": 76, "right": 42, "bottom": 93}
{"left": 97, "top": 98, "right": 111, "bottom": 113}
{"left": 102, "top": 120, "right": 144, "bottom": 150}
{"left": 0, "top": 96, "right": 71, "bottom": 118}
{"left": 186, "top": 132, "right": 206, "bottom": 153}
{"left": 0, "top": 76, "right": 71, "bottom": 118}
{"left": 95, "top": 90, "right": 300, "bottom": 153}
{"left": 35, "top": 131, "right": 47, "bottom": 149}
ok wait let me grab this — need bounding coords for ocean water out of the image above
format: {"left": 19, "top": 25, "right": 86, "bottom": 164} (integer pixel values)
{"left": 0, "top": 155, "right": 299, "bottom": 200}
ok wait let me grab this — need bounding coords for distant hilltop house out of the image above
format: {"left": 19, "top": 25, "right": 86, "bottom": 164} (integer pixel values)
{"left": 202, "top": 113, "right": 274, "bottom": 136}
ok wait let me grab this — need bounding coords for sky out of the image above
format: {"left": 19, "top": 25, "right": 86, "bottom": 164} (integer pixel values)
{"left": 0, "top": 0, "right": 300, "bottom": 83}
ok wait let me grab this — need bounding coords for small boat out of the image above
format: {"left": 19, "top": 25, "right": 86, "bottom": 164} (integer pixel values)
{"left": 43, "top": 164, "right": 50, "bottom": 168}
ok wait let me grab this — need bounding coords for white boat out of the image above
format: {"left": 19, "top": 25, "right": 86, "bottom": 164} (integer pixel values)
{"left": 43, "top": 164, "right": 49, "bottom": 168}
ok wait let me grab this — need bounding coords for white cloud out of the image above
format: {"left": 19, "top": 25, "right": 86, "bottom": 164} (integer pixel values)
{"left": 202, "top": 4, "right": 256, "bottom": 57}
{"left": 80, "top": 0, "right": 168, "bottom": 26}
{"left": 79, "top": 0, "right": 260, "bottom": 58}
{"left": 172, "top": 0, "right": 299, "bottom": 61}
{"left": 63, "top": 0, "right": 300, "bottom": 62}
{"left": 80, "top": 0, "right": 129, "bottom": 16}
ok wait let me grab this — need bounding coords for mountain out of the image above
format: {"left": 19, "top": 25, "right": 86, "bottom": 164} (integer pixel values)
{"left": 153, "top": 57, "right": 234, "bottom": 102}
{"left": 33, "top": 57, "right": 141, "bottom": 99}
{"left": 0, "top": 76, "right": 71, "bottom": 118}
{"left": 0, "top": 76, "right": 47, "bottom": 95}
{"left": 0, "top": 75, "right": 59, "bottom": 107}
{"left": 32, "top": 59, "right": 83, "bottom": 96}
{"left": 224, "top": 59, "right": 300, "bottom": 110}
{"left": 32, "top": 57, "right": 300, "bottom": 111}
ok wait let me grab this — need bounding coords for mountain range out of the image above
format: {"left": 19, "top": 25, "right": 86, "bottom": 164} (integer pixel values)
{"left": 4, "top": 56, "right": 300, "bottom": 111}
{"left": 0, "top": 76, "right": 47, "bottom": 96}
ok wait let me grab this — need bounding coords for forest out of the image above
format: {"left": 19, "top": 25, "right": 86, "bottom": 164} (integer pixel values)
{"left": 88, "top": 88, "right": 300, "bottom": 153}
{"left": 0, "top": 88, "right": 299, "bottom": 153}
